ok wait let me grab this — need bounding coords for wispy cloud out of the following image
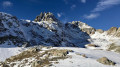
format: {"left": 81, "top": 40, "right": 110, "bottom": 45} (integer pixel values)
{"left": 81, "top": 0, "right": 86, "bottom": 3}
{"left": 2, "top": 1, "right": 13, "bottom": 8}
{"left": 84, "top": 13, "right": 100, "bottom": 19}
{"left": 92, "top": 0, "right": 120, "bottom": 12}
{"left": 71, "top": 4, "right": 76, "bottom": 10}
{"left": 63, "top": 0, "right": 86, "bottom": 4}
{"left": 83, "top": 0, "right": 120, "bottom": 19}
{"left": 57, "top": 13, "right": 62, "bottom": 18}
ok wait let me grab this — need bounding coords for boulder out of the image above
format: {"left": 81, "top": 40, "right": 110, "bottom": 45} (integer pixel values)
{"left": 107, "top": 43, "right": 120, "bottom": 53}
{"left": 97, "top": 57, "right": 116, "bottom": 65}
{"left": 49, "top": 49, "right": 69, "bottom": 57}
{"left": 32, "top": 59, "right": 50, "bottom": 67}
{"left": 85, "top": 44, "right": 98, "bottom": 48}
{"left": 81, "top": 54, "right": 87, "bottom": 58}
{"left": 0, "top": 62, "right": 9, "bottom": 67}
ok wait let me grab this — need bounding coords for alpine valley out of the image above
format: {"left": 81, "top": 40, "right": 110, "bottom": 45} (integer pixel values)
{"left": 0, "top": 12, "right": 120, "bottom": 67}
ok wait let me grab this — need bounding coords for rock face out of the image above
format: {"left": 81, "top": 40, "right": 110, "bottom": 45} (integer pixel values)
{"left": 116, "top": 27, "right": 120, "bottom": 37}
{"left": 97, "top": 57, "right": 116, "bottom": 65}
{"left": 96, "top": 29, "right": 104, "bottom": 33}
{"left": 106, "top": 27, "right": 120, "bottom": 37}
{"left": 34, "top": 12, "right": 59, "bottom": 22}
{"left": 107, "top": 27, "right": 118, "bottom": 35}
{"left": 0, "top": 12, "right": 26, "bottom": 46}
{"left": 107, "top": 43, "right": 120, "bottom": 53}
{"left": 68, "top": 21, "right": 96, "bottom": 35}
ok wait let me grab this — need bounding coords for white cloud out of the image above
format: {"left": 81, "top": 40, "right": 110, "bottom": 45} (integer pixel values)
{"left": 81, "top": 0, "right": 86, "bottom": 3}
{"left": 83, "top": 0, "right": 120, "bottom": 19}
{"left": 92, "top": 0, "right": 120, "bottom": 12}
{"left": 84, "top": 13, "right": 100, "bottom": 19}
{"left": 71, "top": 4, "right": 76, "bottom": 9}
{"left": 57, "top": 13, "right": 62, "bottom": 18}
{"left": 2, "top": 1, "right": 13, "bottom": 8}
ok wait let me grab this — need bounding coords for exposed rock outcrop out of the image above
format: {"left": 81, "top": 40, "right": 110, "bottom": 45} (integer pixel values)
{"left": 96, "top": 29, "right": 104, "bottom": 33}
{"left": 4, "top": 47, "right": 72, "bottom": 67}
{"left": 0, "top": 62, "right": 9, "bottom": 67}
{"left": 85, "top": 44, "right": 98, "bottom": 48}
{"left": 116, "top": 27, "right": 120, "bottom": 37}
{"left": 97, "top": 57, "right": 116, "bottom": 65}
{"left": 34, "top": 12, "right": 59, "bottom": 22}
{"left": 107, "top": 27, "right": 118, "bottom": 35}
{"left": 107, "top": 27, "right": 120, "bottom": 37}
{"left": 107, "top": 43, "right": 120, "bottom": 53}
{"left": 68, "top": 21, "right": 96, "bottom": 35}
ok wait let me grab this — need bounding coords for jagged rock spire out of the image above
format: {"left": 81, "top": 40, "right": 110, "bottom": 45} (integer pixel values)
{"left": 34, "top": 12, "right": 59, "bottom": 22}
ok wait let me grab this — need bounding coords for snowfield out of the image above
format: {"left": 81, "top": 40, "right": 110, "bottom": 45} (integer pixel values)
{"left": 0, "top": 45, "right": 26, "bottom": 61}
{"left": 0, "top": 46, "right": 120, "bottom": 67}
{"left": 53, "top": 47, "right": 120, "bottom": 67}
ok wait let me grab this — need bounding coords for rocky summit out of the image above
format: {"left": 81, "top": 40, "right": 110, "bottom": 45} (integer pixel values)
{"left": 34, "top": 12, "right": 59, "bottom": 22}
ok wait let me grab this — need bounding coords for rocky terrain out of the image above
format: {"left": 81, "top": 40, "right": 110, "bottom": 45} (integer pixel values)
{"left": 0, "top": 12, "right": 120, "bottom": 67}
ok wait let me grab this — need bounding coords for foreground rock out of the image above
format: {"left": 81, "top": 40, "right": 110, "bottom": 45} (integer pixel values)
{"left": 107, "top": 43, "right": 120, "bottom": 53}
{"left": 85, "top": 44, "right": 98, "bottom": 49}
{"left": 97, "top": 57, "right": 116, "bottom": 65}
{"left": 0, "top": 62, "right": 9, "bottom": 67}
{"left": 4, "top": 46, "right": 72, "bottom": 67}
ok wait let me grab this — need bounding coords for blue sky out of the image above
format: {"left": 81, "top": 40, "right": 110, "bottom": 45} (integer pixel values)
{"left": 0, "top": 0, "right": 120, "bottom": 30}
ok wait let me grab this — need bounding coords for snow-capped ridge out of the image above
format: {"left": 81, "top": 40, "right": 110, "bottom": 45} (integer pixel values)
{"left": 0, "top": 12, "right": 120, "bottom": 51}
{"left": 0, "top": 12, "right": 90, "bottom": 47}
{"left": 66, "top": 21, "right": 96, "bottom": 35}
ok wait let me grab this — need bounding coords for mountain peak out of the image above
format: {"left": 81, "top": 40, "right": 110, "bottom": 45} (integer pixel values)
{"left": 34, "top": 12, "right": 59, "bottom": 22}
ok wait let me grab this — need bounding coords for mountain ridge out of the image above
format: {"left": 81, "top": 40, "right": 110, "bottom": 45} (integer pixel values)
{"left": 0, "top": 12, "right": 120, "bottom": 49}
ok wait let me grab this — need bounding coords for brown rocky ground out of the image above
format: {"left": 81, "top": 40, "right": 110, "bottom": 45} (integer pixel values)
{"left": 0, "top": 46, "right": 73, "bottom": 67}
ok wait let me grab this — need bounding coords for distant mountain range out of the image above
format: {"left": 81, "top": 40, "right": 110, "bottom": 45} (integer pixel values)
{"left": 0, "top": 12, "right": 120, "bottom": 49}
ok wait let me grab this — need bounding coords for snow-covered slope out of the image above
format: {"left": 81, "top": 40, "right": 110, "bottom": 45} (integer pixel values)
{"left": 0, "top": 12, "right": 120, "bottom": 49}
{"left": 0, "top": 12, "right": 90, "bottom": 47}
{"left": 53, "top": 47, "right": 120, "bottom": 67}
{"left": 0, "top": 47, "right": 26, "bottom": 61}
